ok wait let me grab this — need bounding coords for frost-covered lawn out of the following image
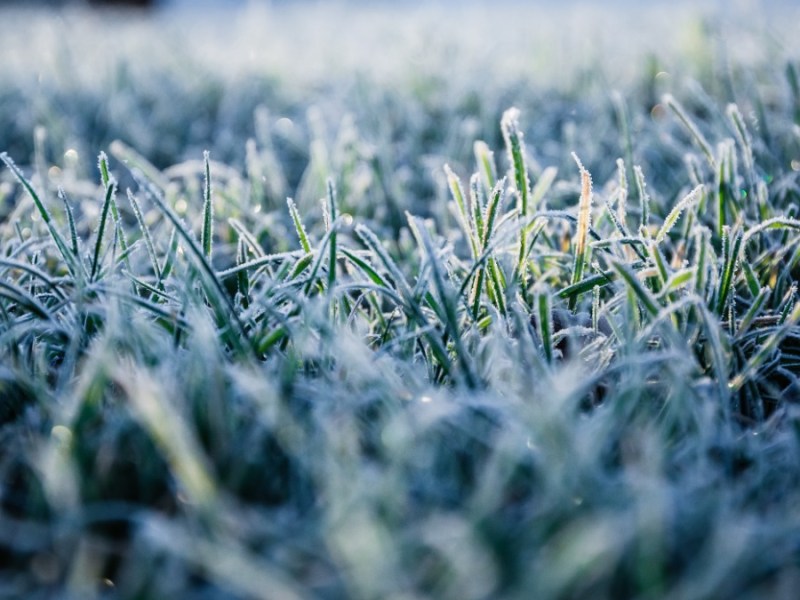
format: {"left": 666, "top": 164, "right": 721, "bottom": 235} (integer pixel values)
{"left": 1, "top": 3, "right": 800, "bottom": 599}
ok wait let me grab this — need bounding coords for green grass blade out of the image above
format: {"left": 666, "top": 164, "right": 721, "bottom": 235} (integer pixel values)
{"left": 326, "top": 178, "right": 338, "bottom": 289}
{"left": 354, "top": 223, "right": 414, "bottom": 299}
{"left": 341, "top": 249, "right": 389, "bottom": 288}
{"left": 228, "top": 218, "right": 265, "bottom": 258}
{"left": 726, "top": 103, "right": 755, "bottom": 185}
{"left": 634, "top": 165, "right": 651, "bottom": 236}
{"left": 128, "top": 189, "right": 162, "bottom": 282}
{"left": 737, "top": 286, "right": 771, "bottom": 336}
{"left": 474, "top": 140, "right": 497, "bottom": 192}
{"left": 570, "top": 153, "right": 594, "bottom": 309}
{"left": 742, "top": 260, "right": 761, "bottom": 298}
{"left": 502, "top": 108, "right": 530, "bottom": 216}
{"left": 558, "top": 270, "right": 616, "bottom": 300}
{"left": 201, "top": 151, "right": 214, "bottom": 261}
{"left": 287, "top": 198, "right": 312, "bottom": 254}
{"left": 236, "top": 238, "right": 250, "bottom": 308}
{"left": 445, "top": 165, "right": 479, "bottom": 259}
{"left": 481, "top": 179, "right": 506, "bottom": 250}
{"left": 536, "top": 289, "right": 554, "bottom": 363}
{"left": 57, "top": 187, "right": 79, "bottom": 257}
{"left": 99, "top": 152, "right": 131, "bottom": 272}
{"left": 715, "top": 140, "right": 736, "bottom": 239}
{"left": 159, "top": 226, "right": 179, "bottom": 285}
{"left": 502, "top": 108, "right": 531, "bottom": 285}
{"left": 611, "top": 260, "right": 660, "bottom": 318}
{"left": 715, "top": 226, "right": 743, "bottom": 316}
{"left": 664, "top": 94, "right": 716, "bottom": 168}
{"left": 655, "top": 185, "right": 703, "bottom": 244}
{"left": 529, "top": 166, "right": 558, "bottom": 211}
{"left": 90, "top": 175, "right": 117, "bottom": 281}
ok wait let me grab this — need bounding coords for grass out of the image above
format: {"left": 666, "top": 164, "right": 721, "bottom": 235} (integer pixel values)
{"left": 1, "top": 3, "right": 800, "bottom": 599}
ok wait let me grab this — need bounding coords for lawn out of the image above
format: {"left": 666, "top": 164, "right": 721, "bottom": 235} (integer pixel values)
{"left": 1, "top": 2, "right": 800, "bottom": 598}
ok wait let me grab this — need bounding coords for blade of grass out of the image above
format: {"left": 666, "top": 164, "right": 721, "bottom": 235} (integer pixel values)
{"left": 664, "top": 94, "right": 716, "bottom": 168}
{"left": 326, "top": 178, "right": 338, "bottom": 290}
{"left": 474, "top": 140, "right": 497, "bottom": 193}
{"left": 90, "top": 168, "right": 117, "bottom": 281}
{"left": 159, "top": 226, "right": 179, "bottom": 285}
{"left": 236, "top": 238, "right": 250, "bottom": 309}
{"left": 655, "top": 185, "right": 704, "bottom": 244}
{"left": 737, "top": 286, "right": 771, "bottom": 336}
{"left": 201, "top": 150, "right": 214, "bottom": 261}
{"left": 228, "top": 218, "right": 265, "bottom": 258}
{"left": 715, "top": 226, "right": 743, "bottom": 316}
{"left": 535, "top": 288, "right": 554, "bottom": 363}
{"left": 634, "top": 165, "right": 651, "bottom": 236}
{"left": 99, "top": 152, "right": 131, "bottom": 273}
{"left": 570, "top": 153, "right": 593, "bottom": 310}
{"left": 287, "top": 198, "right": 312, "bottom": 254}
{"left": 127, "top": 189, "right": 162, "bottom": 282}
{"left": 502, "top": 108, "right": 531, "bottom": 286}
{"left": 57, "top": 187, "right": 79, "bottom": 257}
{"left": 217, "top": 250, "right": 302, "bottom": 280}
{"left": 610, "top": 260, "right": 660, "bottom": 318}
{"left": 445, "top": 165, "right": 479, "bottom": 259}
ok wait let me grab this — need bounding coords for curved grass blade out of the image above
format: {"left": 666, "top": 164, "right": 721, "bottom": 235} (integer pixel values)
{"left": 655, "top": 185, "right": 704, "bottom": 244}
{"left": 341, "top": 248, "right": 389, "bottom": 288}
{"left": 57, "top": 187, "right": 79, "bottom": 256}
{"left": 0, "top": 278, "right": 53, "bottom": 321}
{"left": 664, "top": 94, "right": 716, "bottom": 168}
{"left": 474, "top": 140, "right": 497, "bottom": 192}
{"left": 0, "top": 257, "right": 66, "bottom": 298}
{"left": 610, "top": 260, "right": 659, "bottom": 318}
{"left": 128, "top": 189, "right": 162, "bottom": 282}
{"left": 730, "top": 302, "right": 800, "bottom": 392}
{"left": 743, "top": 217, "right": 800, "bottom": 242}
{"left": 228, "top": 218, "right": 265, "bottom": 258}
